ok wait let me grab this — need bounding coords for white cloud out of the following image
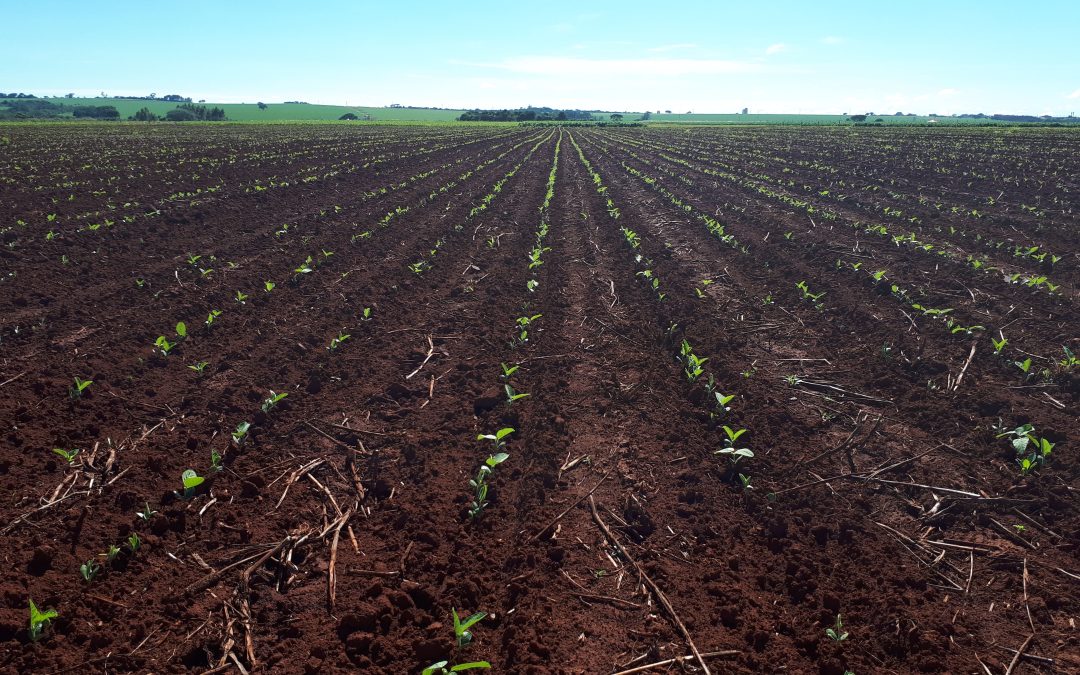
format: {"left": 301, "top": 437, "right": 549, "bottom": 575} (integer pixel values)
{"left": 821, "top": 36, "right": 844, "bottom": 45}
{"left": 1067, "top": 88, "right": 1080, "bottom": 99}
{"left": 765, "top": 43, "right": 787, "bottom": 56}
{"left": 487, "top": 56, "right": 764, "bottom": 77}
{"left": 938, "top": 88, "right": 958, "bottom": 96}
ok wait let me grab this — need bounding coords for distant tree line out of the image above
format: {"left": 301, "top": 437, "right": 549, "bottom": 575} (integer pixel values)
{"left": 0, "top": 92, "right": 37, "bottom": 98}
{"left": 458, "top": 107, "right": 595, "bottom": 122}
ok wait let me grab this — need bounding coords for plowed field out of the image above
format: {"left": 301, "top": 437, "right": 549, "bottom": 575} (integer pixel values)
{"left": 1, "top": 123, "right": 1077, "bottom": 674}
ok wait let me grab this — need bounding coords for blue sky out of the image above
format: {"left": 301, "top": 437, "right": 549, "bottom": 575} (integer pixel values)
{"left": 4, "top": 1, "right": 1078, "bottom": 115}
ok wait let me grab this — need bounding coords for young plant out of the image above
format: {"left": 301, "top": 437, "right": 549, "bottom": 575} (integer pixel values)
{"left": 153, "top": 335, "right": 175, "bottom": 357}
{"left": 210, "top": 448, "right": 223, "bottom": 472}
{"left": 51, "top": 447, "right": 80, "bottom": 465}
{"left": 499, "top": 362, "right": 519, "bottom": 380}
{"left": 452, "top": 608, "right": 486, "bottom": 648}
{"left": 360, "top": 307, "right": 372, "bottom": 321}
{"left": 423, "top": 661, "right": 490, "bottom": 674}
{"left": 231, "top": 422, "right": 251, "bottom": 447}
{"left": 264, "top": 280, "right": 276, "bottom": 293}
{"left": 739, "top": 473, "right": 753, "bottom": 490}
{"left": 103, "top": 544, "right": 121, "bottom": 564}
{"left": 234, "top": 290, "right": 249, "bottom": 304}
{"left": 468, "top": 452, "right": 509, "bottom": 519}
{"left": 991, "top": 335, "right": 1008, "bottom": 355}
{"left": 188, "top": 361, "right": 209, "bottom": 376}
{"left": 826, "top": 614, "right": 849, "bottom": 642}
{"left": 679, "top": 340, "right": 708, "bottom": 382}
{"left": 180, "top": 469, "right": 205, "bottom": 498}
{"left": 504, "top": 384, "right": 529, "bottom": 405}
{"left": 136, "top": 503, "right": 158, "bottom": 521}
{"left": 477, "top": 427, "right": 514, "bottom": 452}
{"left": 127, "top": 532, "right": 141, "bottom": 553}
{"left": 80, "top": 558, "right": 100, "bottom": 582}
{"left": 69, "top": 376, "right": 93, "bottom": 399}
{"left": 28, "top": 600, "right": 58, "bottom": 642}
{"left": 205, "top": 309, "right": 223, "bottom": 329}
{"left": 715, "top": 426, "right": 753, "bottom": 466}
{"left": 1060, "top": 346, "right": 1078, "bottom": 370}
{"left": 261, "top": 390, "right": 288, "bottom": 413}
{"left": 328, "top": 331, "right": 351, "bottom": 351}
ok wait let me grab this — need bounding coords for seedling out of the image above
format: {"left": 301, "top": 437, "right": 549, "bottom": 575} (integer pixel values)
{"left": 477, "top": 427, "right": 514, "bottom": 452}
{"left": 468, "top": 453, "right": 509, "bottom": 519}
{"left": 714, "top": 392, "right": 735, "bottom": 416}
{"left": 204, "top": 309, "right": 223, "bottom": 330}
{"left": 991, "top": 335, "right": 1008, "bottom": 355}
{"left": 186, "top": 253, "right": 202, "bottom": 266}
{"left": 739, "top": 473, "right": 753, "bottom": 490}
{"left": 80, "top": 558, "right": 100, "bottom": 582}
{"left": 504, "top": 384, "right": 529, "bottom": 405}
{"left": 452, "top": 608, "right": 486, "bottom": 648}
{"left": 796, "top": 281, "right": 825, "bottom": 303}
{"left": 188, "top": 361, "right": 209, "bottom": 376}
{"left": 361, "top": 307, "right": 372, "bottom": 321}
{"left": 52, "top": 447, "right": 80, "bottom": 465}
{"left": 127, "top": 532, "right": 141, "bottom": 552}
{"left": 231, "top": 422, "right": 251, "bottom": 447}
{"left": 210, "top": 449, "right": 223, "bottom": 471}
{"left": 499, "top": 362, "right": 519, "bottom": 380}
{"left": 1014, "top": 358, "right": 1033, "bottom": 378}
{"left": 154, "top": 335, "right": 175, "bottom": 357}
{"left": 826, "top": 614, "right": 849, "bottom": 642}
{"left": 264, "top": 281, "right": 276, "bottom": 293}
{"left": 422, "top": 661, "right": 490, "bottom": 674}
{"left": 261, "top": 390, "right": 288, "bottom": 413}
{"left": 103, "top": 544, "right": 121, "bottom": 563}
{"left": 234, "top": 290, "right": 249, "bottom": 304}
{"left": 137, "top": 503, "right": 158, "bottom": 521}
{"left": 69, "top": 376, "right": 93, "bottom": 399}
{"left": 28, "top": 600, "right": 58, "bottom": 642}
{"left": 1060, "top": 346, "right": 1078, "bottom": 370}
{"left": 680, "top": 340, "right": 708, "bottom": 382}
{"left": 180, "top": 469, "right": 205, "bottom": 498}
{"left": 328, "top": 331, "right": 350, "bottom": 351}
{"left": 716, "top": 426, "right": 753, "bottom": 466}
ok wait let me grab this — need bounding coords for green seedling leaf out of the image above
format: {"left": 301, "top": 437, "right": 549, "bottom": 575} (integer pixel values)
{"left": 175, "top": 321, "right": 187, "bottom": 338}
{"left": 182, "top": 469, "right": 204, "bottom": 491}
{"left": 28, "top": 600, "right": 58, "bottom": 642}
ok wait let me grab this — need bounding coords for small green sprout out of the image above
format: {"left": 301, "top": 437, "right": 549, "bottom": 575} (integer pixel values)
{"left": 423, "top": 661, "right": 491, "bottom": 674}
{"left": 328, "top": 331, "right": 350, "bottom": 351}
{"left": 28, "top": 600, "right": 58, "bottom": 642}
{"left": 180, "top": 469, "right": 205, "bottom": 497}
{"left": 69, "top": 376, "right": 93, "bottom": 399}
{"left": 361, "top": 307, "right": 372, "bottom": 321}
{"left": 499, "top": 362, "right": 519, "bottom": 379}
{"left": 477, "top": 427, "right": 514, "bottom": 452}
{"left": 231, "top": 422, "right": 251, "bottom": 447}
{"left": 205, "top": 309, "right": 223, "bottom": 329}
{"left": 739, "top": 473, "right": 753, "bottom": 490}
{"left": 1060, "top": 346, "right": 1078, "bottom": 370}
{"left": 188, "top": 361, "right": 209, "bottom": 375}
{"left": 52, "top": 447, "right": 80, "bottom": 465}
{"left": 234, "top": 290, "right": 249, "bottom": 304}
{"left": 714, "top": 392, "right": 735, "bottom": 415}
{"left": 134, "top": 278, "right": 146, "bottom": 288}
{"left": 452, "top": 608, "right": 486, "bottom": 648}
{"left": 210, "top": 449, "right": 223, "bottom": 471}
{"left": 154, "top": 335, "right": 175, "bottom": 356}
{"left": 264, "top": 280, "right": 276, "bottom": 293}
{"left": 80, "top": 559, "right": 100, "bottom": 582}
{"left": 261, "top": 390, "right": 288, "bottom": 413}
{"left": 103, "top": 544, "right": 121, "bottom": 563}
{"left": 826, "top": 614, "right": 849, "bottom": 642}
{"left": 127, "top": 532, "right": 141, "bottom": 552}
{"left": 136, "top": 503, "right": 157, "bottom": 521}
{"left": 989, "top": 334, "right": 1006, "bottom": 356}
{"left": 504, "top": 384, "right": 530, "bottom": 405}
{"left": 468, "top": 453, "right": 509, "bottom": 519}
{"left": 186, "top": 253, "right": 202, "bottom": 266}
{"left": 1014, "top": 358, "right": 1033, "bottom": 377}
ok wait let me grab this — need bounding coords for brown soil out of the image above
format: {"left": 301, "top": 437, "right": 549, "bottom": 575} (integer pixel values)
{"left": 1, "top": 123, "right": 1077, "bottom": 674}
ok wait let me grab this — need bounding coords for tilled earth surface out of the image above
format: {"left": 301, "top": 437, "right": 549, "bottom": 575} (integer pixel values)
{"left": 1, "top": 123, "right": 1078, "bottom": 674}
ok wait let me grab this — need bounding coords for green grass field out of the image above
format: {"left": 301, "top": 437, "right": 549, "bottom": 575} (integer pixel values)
{"left": 11, "top": 98, "right": 465, "bottom": 122}
{"left": 3, "top": 99, "right": 1066, "bottom": 126}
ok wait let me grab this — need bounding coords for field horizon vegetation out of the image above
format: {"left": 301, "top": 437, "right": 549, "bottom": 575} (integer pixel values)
{"left": 3, "top": 94, "right": 1080, "bottom": 125}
